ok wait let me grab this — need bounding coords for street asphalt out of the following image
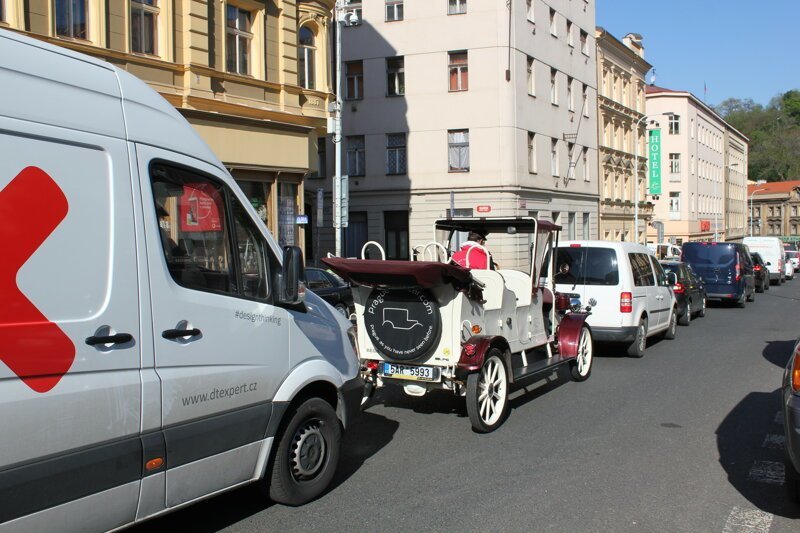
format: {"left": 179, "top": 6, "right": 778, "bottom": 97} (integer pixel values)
{"left": 136, "top": 278, "right": 800, "bottom": 533}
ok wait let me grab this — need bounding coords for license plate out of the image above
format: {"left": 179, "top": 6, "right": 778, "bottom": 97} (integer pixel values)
{"left": 379, "top": 363, "right": 441, "bottom": 382}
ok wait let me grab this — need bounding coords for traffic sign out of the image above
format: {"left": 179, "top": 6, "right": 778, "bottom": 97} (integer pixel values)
{"left": 340, "top": 175, "right": 349, "bottom": 228}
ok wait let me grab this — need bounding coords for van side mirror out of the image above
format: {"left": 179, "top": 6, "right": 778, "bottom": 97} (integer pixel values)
{"left": 279, "top": 246, "right": 306, "bottom": 305}
{"left": 667, "top": 272, "right": 678, "bottom": 285}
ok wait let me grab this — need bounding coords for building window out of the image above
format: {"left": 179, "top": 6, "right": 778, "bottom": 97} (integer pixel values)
{"left": 448, "top": 0, "right": 466, "bottom": 15}
{"left": 386, "top": 133, "right": 407, "bottom": 174}
{"left": 298, "top": 26, "right": 316, "bottom": 89}
{"left": 226, "top": 5, "right": 252, "bottom": 75}
{"left": 566, "top": 20, "right": 573, "bottom": 46}
{"left": 526, "top": 0, "right": 534, "bottom": 22}
{"left": 690, "top": 118, "right": 695, "bottom": 139}
{"left": 345, "top": 61, "right": 364, "bottom": 100}
{"left": 386, "top": 0, "right": 403, "bottom": 21}
{"left": 527, "top": 56, "right": 535, "bottom": 96}
{"left": 568, "top": 213, "right": 576, "bottom": 240}
{"left": 551, "top": 138, "right": 558, "bottom": 176}
{"left": 550, "top": 68, "right": 558, "bottom": 105}
{"left": 580, "top": 29, "right": 588, "bottom": 55}
{"left": 669, "top": 153, "right": 681, "bottom": 174}
{"left": 385, "top": 211, "right": 409, "bottom": 260}
{"left": 528, "top": 132, "right": 537, "bottom": 174}
{"left": 567, "top": 76, "right": 574, "bottom": 111}
{"left": 549, "top": 8, "right": 556, "bottom": 36}
{"left": 344, "top": 0, "right": 362, "bottom": 22}
{"left": 582, "top": 212, "right": 590, "bottom": 239}
{"left": 448, "top": 129, "right": 469, "bottom": 172}
{"left": 55, "top": 0, "right": 88, "bottom": 39}
{"left": 131, "top": 0, "right": 158, "bottom": 54}
{"left": 582, "top": 147, "right": 589, "bottom": 181}
{"left": 448, "top": 51, "right": 468, "bottom": 92}
{"left": 582, "top": 84, "right": 588, "bottom": 116}
{"left": 669, "top": 192, "right": 681, "bottom": 219}
{"left": 314, "top": 138, "right": 326, "bottom": 179}
{"left": 669, "top": 114, "right": 680, "bottom": 135}
{"left": 387, "top": 57, "right": 405, "bottom": 96}
{"left": 346, "top": 135, "right": 366, "bottom": 176}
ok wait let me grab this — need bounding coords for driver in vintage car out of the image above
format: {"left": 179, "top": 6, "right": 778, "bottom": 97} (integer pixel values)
{"left": 451, "top": 231, "right": 499, "bottom": 270}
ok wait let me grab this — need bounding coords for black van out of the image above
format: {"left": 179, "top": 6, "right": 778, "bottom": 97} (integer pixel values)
{"left": 681, "top": 242, "right": 755, "bottom": 307}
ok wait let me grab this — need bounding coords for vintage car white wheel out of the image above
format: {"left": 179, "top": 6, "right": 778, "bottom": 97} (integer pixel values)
{"left": 570, "top": 326, "right": 593, "bottom": 381}
{"left": 466, "top": 350, "right": 509, "bottom": 433}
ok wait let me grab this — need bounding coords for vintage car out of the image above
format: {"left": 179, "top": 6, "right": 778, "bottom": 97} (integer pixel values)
{"left": 322, "top": 217, "right": 593, "bottom": 433}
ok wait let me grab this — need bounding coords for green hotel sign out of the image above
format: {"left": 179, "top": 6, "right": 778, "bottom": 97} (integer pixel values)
{"left": 649, "top": 129, "right": 661, "bottom": 195}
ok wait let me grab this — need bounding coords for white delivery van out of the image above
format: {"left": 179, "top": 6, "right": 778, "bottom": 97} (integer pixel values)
{"left": 743, "top": 236, "right": 785, "bottom": 284}
{"left": 647, "top": 242, "right": 682, "bottom": 260}
{"left": 555, "top": 241, "right": 677, "bottom": 357}
{"left": 0, "top": 29, "right": 362, "bottom": 531}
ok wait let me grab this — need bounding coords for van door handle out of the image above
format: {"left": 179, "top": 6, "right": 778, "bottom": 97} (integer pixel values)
{"left": 162, "top": 328, "right": 202, "bottom": 340}
{"left": 86, "top": 333, "right": 133, "bottom": 346}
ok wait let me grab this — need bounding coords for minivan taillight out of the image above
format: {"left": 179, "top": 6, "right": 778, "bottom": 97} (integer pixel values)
{"left": 735, "top": 261, "right": 741, "bottom": 282}
{"left": 620, "top": 292, "right": 633, "bottom": 313}
{"left": 792, "top": 343, "right": 800, "bottom": 392}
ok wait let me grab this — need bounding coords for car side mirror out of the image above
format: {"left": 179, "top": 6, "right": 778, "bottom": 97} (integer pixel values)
{"left": 766, "top": 261, "right": 772, "bottom": 266}
{"left": 667, "top": 272, "right": 678, "bottom": 285}
{"left": 279, "top": 246, "right": 306, "bottom": 305}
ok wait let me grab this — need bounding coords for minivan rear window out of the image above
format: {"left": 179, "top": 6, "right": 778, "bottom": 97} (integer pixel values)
{"left": 681, "top": 243, "right": 736, "bottom": 266}
{"left": 555, "top": 247, "right": 619, "bottom": 286}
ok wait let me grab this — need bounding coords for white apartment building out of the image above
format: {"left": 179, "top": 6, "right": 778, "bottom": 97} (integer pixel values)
{"left": 646, "top": 85, "right": 748, "bottom": 244}
{"left": 595, "top": 28, "right": 652, "bottom": 243}
{"left": 308, "top": 0, "right": 599, "bottom": 267}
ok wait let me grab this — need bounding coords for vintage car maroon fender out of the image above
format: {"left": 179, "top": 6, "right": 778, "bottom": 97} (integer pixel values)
{"left": 456, "top": 335, "right": 511, "bottom": 378}
{"left": 557, "top": 312, "right": 591, "bottom": 359}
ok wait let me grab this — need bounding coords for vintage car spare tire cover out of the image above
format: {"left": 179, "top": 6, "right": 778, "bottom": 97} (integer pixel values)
{"left": 363, "top": 288, "right": 441, "bottom": 361}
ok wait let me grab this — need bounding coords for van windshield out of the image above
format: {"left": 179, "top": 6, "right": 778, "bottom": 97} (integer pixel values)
{"left": 682, "top": 244, "right": 736, "bottom": 266}
{"left": 555, "top": 247, "right": 619, "bottom": 286}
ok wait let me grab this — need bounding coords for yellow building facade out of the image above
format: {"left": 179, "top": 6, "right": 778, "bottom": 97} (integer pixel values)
{"left": 1, "top": 0, "right": 333, "bottom": 254}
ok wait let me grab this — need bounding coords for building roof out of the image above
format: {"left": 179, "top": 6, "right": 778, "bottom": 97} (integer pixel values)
{"left": 748, "top": 180, "right": 800, "bottom": 196}
{"left": 645, "top": 85, "right": 680, "bottom": 95}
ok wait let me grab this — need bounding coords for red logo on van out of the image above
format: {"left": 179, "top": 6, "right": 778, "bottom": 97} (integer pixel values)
{"left": 0, "top": 167, "right": 75, "bottom": 393}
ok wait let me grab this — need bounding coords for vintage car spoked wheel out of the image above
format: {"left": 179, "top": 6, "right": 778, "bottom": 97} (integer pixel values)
{"left": 466, "top": 350, "right": 509, "bottom": 433}
{"left": 268, "top": 398, "right": 341, "bottom": 505}
{"left": 570, "top": 326, "right": 593, "bottom": 381}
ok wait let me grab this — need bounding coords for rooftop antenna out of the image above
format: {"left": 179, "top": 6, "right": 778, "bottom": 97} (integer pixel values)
{"left": 649, "top": 68, "right": 657, "bottom": 86}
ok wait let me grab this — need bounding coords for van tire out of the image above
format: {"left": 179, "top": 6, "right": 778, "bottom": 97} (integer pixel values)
{"left": 627, "top": 319, "right": 647, "bottom": 358}
{"left": 267, "top": 397, "right": 341, "bottom": 506}
{"left": 664, "top": 310, "right": 677, "bottom": 340}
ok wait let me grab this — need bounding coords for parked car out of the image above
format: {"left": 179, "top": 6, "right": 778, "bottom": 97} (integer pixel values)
{"left": 785, "top": 254, "right": 795, "bottom": 280}
{"left": 751, "top": 253, "right": 771, "bottom": 293}
{"left": 743, "top": 236, "right": 786, "bottom": 284}
{"left": 681, "top": 242, "right": 755, "bottom": 307}
{"left": 305, "top": 267, "right": 354, "bottom": 316}
{"left": 659, "top": 261, "right": 707, "bottom": 326}
{"left": 783, "top": 339, "right": 800, "bottom": 502}
{"left": 0, "top": 29, "right": 363, "bottom": 530}
{"left": 787, "top": 250, "right": 800, "bottom": 273}
{"left": 555, "top": 241, "right": 677, "bottom": 358}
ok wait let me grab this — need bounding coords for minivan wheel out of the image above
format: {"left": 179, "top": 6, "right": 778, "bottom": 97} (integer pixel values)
{"left": 466, "top": 350, "right": 509, "bottom": 433}
{"left": 267, "top": 397, "right": 341, "bottom": 506}
{"left": 627, "top": 319, "right": 647, "bottom": 358}
{"left": 664, "top": 310, "right": 677, "bottom": 340}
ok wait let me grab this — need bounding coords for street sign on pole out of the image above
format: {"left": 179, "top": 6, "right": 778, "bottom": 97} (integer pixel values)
{"left": 649, "top": 129, "right": 662, "bottom": 195}
{"left": 316, "top": 188, "right": 324, "bottom": 228}
{"left": 340, "top": 175, "right": 349, "bottom": 228}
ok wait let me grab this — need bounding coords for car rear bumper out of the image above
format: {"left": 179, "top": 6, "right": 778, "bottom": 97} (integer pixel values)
{"left": 591, "top": 326, "right": 638, "bottom": 343}
{"left": 785, "top": 390, "right": 800, "bottom": 477}
{"left": 707, "top": 292, "right": 741, "bottom": 301}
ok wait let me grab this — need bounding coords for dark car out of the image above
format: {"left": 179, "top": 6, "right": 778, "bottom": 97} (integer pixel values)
{"left": 750, "top": 252, "right": 770, "bottom": 293}
{"left": 305, "top": 267, "right": 354, "bottom": 316}
{"left": 660, "top": 260, "right": 707, "bottom": 326}
{"left": 681, "top": 242, "right": 755, "bottom": 308}
{"left": 783, "top": 339, "right": 800, "bottom": 501}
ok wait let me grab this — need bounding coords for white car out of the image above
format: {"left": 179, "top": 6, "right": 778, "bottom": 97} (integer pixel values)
{"left": 785, "top": 254, "right": 795, "bottom": 280}
{"left": 0, "top": 29, "right": 362, "bottom": 531}
{"left": 555, "top": 241, "right": 678, "bottom": 357}
{"left": 786, "top": 250, "right": 800, "bottom": 272}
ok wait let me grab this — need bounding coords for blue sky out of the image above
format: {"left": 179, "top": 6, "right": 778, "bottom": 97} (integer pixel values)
{"left": 596, "top": 0, "right": 799, "bottom": 107}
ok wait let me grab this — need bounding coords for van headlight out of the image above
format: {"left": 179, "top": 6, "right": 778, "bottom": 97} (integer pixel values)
{"left": 347, "top": 326, "right": 360, "bottom": 359}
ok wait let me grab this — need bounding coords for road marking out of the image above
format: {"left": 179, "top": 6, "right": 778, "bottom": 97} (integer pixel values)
{"left": 775, "top": 411, "right": 784, "bottom": 425}
{"left": 747, "top": 460, "right": 784, "bottom": 485}
{"left": 722, "top": 506, "right": 773, "bottom": 533}
{"left": 762, "top": 434, "right": 785, "bottom": 449}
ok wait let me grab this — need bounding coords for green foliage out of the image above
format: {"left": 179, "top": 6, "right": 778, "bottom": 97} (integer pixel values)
{"left": 715, "top": 90, "right": 800, "bottom": 182}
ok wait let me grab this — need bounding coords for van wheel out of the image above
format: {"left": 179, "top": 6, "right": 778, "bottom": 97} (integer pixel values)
{"left": 678, "top": 302, "right": 691, "bottom": 326}
{"left": 627, "top": 319, "right": 647, "bottom": 358}
{"left": 570, "top": 326, "right": 593, "bottom": 381}
{"left": 664, "top": 310, "right": 677, "bottom": 340}
{"left": 267, "top": 397, "right": 341, "bottom": 506}
{"left": 466, "top": 350, "right": 509, "bottom": 433}
{"left": 756, "top": 280, "right": 765, "bottom": 293}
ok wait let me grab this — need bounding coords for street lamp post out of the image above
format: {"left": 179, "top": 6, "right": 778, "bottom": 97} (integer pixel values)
{"left": 634, "top": 112, "right": 674, "bottom": 244}
{"left": 749, "top": 182, "right": 768, "bottom": 237}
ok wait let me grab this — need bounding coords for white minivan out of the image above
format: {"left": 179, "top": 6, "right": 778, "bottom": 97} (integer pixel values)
{"left": 743, "top": 236, "right": 785, "bottom": 284}
{"left": 0, "top": 30, "right": 362, "bottom": 530}
{"left": 555, "top": 241, "right": 677, "bottom": 357}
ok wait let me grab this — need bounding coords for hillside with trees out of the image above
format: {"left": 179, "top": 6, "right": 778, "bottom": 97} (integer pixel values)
{"left": 715, "top": 90, "right": 800, "bottom": 182}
